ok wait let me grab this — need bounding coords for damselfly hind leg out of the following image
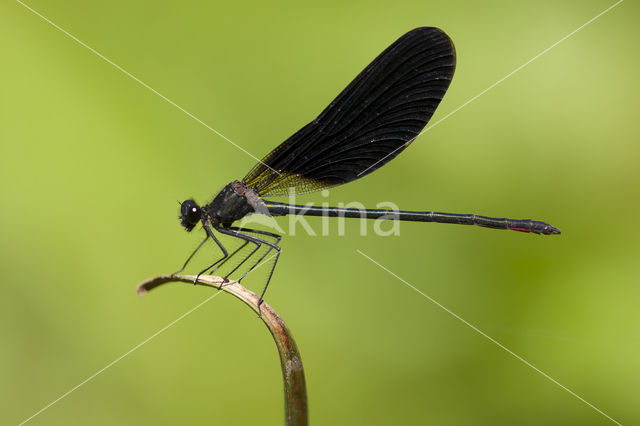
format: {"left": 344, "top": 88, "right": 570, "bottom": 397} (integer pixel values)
{"left": 215, "top": 226, "right": 282, "bottom": 317}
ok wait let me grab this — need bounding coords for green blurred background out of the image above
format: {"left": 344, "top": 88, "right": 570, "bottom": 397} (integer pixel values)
{"left": 2, "top": 0, "right": 638, "bottom": 424}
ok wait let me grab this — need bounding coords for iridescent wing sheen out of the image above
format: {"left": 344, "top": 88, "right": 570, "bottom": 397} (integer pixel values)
{"left": 243, "top": 27, "right": 456, "bottom": 197}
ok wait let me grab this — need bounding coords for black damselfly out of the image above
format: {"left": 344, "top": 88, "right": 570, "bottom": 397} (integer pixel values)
{"left": 175, "top": 27, "right": 560, "bottom": 311}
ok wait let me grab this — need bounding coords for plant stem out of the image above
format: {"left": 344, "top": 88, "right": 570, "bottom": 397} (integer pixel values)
{"left": 136, "top": 275, "right": 308, "bottom": 426}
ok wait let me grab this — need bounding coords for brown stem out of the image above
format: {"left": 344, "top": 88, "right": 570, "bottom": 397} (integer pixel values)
{"left": 136, "top": 275, "right": 308, "bottom": 426}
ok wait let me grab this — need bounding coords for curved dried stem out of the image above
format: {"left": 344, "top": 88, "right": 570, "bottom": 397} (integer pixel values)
{"left": 136, "top": 275, "right": 307, "bottom": 426}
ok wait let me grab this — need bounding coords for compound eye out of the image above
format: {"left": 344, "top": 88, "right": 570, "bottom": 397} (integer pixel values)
{"left": 179, "top": 200, "right": 201, "bottom": 231}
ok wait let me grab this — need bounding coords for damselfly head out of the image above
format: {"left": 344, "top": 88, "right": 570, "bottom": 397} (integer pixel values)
{"left": 179, "top": 199, "right": 201, "bottom": 232}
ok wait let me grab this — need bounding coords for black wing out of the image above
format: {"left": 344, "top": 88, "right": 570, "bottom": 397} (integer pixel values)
{"left": 243, "top": 27, "right": 456, "bottom": 197}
